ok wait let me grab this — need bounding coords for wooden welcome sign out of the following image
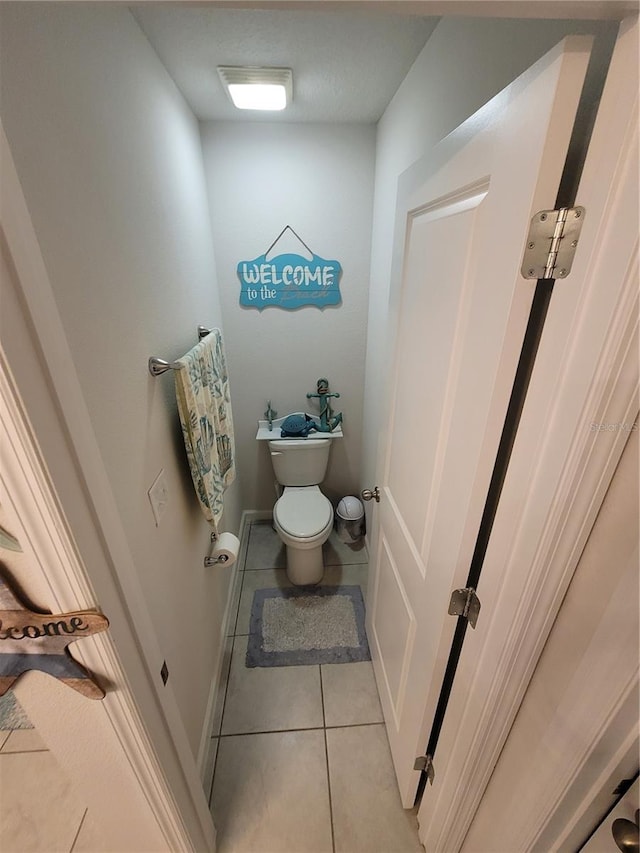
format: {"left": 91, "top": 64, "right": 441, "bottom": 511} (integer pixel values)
{"left": 237, "top": 226, "right": 342, "bottom": 310}
{"left": 0, "top": 572, "right": 109, "bottom": 700}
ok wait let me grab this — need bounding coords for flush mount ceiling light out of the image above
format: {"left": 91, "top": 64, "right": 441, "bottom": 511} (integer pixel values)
{"left": 217, "top": 66, "right": 293, "bottom": 112}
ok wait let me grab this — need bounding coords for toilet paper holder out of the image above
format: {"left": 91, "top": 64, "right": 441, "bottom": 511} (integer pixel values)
{"left": 204, "top": 532, "right": 235, "bottom": 568}
{"left": 204, "top": 554, "right": 228, "bottom": 567}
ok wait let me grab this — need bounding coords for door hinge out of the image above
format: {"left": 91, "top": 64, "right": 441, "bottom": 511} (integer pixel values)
{"left": 521, "top": 206, "right": 585, "bottom": 280}
{"left": 414, "top": 754, "right": 435, "bottom": 785}
{"left": 448, "top": 587, "right": 481, "bottom": 629}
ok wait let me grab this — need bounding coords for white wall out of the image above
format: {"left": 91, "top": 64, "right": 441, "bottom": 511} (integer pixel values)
{"left": 362, "top": 16, "right": 617, "bottom": 515}
{"left": 201, "top": 121, "right": 376, "bottom": 509}
{"left": 0, "top": 4, "right": 234, "bottom": 756}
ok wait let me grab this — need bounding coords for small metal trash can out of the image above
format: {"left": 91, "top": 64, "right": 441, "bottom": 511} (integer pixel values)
{"left": 335, "top": 496, "right": 365, "bottom": 544}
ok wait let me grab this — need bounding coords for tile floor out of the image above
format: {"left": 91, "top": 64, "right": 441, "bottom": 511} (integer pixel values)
{"left": 0, "top": 727, "right": 102, "bottom": 852}
{"left": 205, "top": 521, "right": 423, "bottom": 853}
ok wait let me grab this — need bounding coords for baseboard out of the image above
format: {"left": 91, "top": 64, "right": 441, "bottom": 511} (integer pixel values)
{"left": 196, "top": 509, "right": 272, "bottom": 778}
{"left": 241, "top": 509, "right": 273, "bottom": 524}
{"left": 196, "top": 514, "right": 249, "bottom": 778}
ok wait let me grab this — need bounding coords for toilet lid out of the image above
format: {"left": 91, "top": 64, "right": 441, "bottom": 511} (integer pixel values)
{"left": 275, "top": 490, "right": 333, "bottom": 538}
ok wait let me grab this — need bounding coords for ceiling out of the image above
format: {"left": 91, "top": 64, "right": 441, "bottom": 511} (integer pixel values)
{"left": 131, "top": 6, "right": 439, "bottom": 123}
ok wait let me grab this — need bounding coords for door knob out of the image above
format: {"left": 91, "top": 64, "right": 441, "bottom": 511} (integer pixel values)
{"left": 361, "top": 487, "right": 380, "bottom": 503}
{"left": 612, "top": 812, "right": 640, "bottom": 852}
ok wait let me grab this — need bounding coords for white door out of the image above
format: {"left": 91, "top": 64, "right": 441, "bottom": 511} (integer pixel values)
{"left": 366, "top": 36, "right": 593, "bottom": 807}
{"left": 0, "top": 353, "right": 173, "bottom": 851}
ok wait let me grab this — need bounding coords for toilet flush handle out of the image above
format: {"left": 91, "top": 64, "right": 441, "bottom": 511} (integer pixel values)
{"left": 361, "top": 487, "right": 380, "bottom": 503}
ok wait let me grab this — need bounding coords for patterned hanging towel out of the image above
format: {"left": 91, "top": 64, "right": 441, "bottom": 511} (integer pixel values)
{"left": 174, "top": 329, "right": 235, "bottom": 531}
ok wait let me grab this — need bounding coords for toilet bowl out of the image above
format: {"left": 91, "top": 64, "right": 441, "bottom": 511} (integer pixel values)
{"left": 267, "top": 438, "right": 335, "bottom": 585}
{"left": 273, "top": 486, "right": 333, "bottom": 585}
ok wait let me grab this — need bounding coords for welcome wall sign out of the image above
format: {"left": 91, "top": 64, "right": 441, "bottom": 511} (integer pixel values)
{"left": 237, "top": 226, "right": 342, "bottom": 310}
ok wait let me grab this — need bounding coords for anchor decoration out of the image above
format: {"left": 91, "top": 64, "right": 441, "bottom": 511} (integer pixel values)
{"left": 306, "top": 378, "right": 342, "bottom": 432}
{"left": 0, "top": 526, "right": 109, "bottom": 699}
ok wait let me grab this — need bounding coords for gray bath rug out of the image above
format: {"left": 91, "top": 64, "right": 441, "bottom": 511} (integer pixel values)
{"left": 0, "top": 690, "right": 33, "bottom": 731}
{"left": 246, "top": 585, "right": 370, "bottom": 668}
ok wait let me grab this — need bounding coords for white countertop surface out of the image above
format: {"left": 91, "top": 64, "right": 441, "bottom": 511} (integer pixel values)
{"left": 256, "top": 413, "right": 343, "bottom": 441}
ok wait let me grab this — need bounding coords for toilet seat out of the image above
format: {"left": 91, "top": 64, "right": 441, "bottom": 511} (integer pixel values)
{"left": 274, "top": 486, "right": 333, "bottom": 539}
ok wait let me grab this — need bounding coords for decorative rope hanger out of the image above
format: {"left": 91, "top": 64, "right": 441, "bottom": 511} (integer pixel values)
{"left": 264, "top": 225, "right": 315, "bottom": 258}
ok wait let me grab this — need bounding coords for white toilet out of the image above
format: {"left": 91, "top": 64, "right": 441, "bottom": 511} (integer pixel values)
{"left": 268, "top": 438, "right": 334, "bottom": 585}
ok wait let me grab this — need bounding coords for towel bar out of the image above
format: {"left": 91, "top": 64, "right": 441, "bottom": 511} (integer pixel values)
{"left": 148, "top": 326, "right": 212, "bottom": 376}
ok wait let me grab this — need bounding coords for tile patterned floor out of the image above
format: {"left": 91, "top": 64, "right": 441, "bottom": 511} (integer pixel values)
{"left": 0, "top": 727, "right": 100, "bottom": 852}
{"left": 0, "top": 522, "right": 421, "bottom": 852}
{"left": 207, "top": 521, "right": 423, "bottom": 853}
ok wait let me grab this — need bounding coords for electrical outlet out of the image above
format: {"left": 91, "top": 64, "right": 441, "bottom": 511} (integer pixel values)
{"left": 148, "top": 469, "right": 169, "bottom": 526}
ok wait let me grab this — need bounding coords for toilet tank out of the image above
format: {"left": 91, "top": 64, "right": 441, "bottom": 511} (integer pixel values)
{"left": 268, "top": 439, "right": 332, "bottom": 486}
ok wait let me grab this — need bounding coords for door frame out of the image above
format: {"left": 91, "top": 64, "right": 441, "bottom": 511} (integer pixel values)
{"left": 366, "top": 34, "right": 595, "bottom": 808}
{"left": 0, "top": 123, "right": 216, "bottom": 851}
{"left": 415, "top": 15, "right": 639, "bottom": 851}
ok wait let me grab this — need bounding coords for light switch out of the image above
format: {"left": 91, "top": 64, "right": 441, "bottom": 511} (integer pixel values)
{"left": 148, "top": 469, "right": 169, "bottom": 526}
